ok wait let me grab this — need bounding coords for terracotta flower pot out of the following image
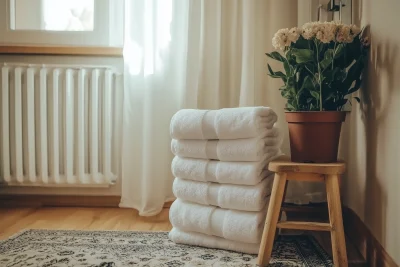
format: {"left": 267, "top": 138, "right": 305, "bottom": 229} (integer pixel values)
{"left": 285, "top": 111, "right": 346, "bottom": 163}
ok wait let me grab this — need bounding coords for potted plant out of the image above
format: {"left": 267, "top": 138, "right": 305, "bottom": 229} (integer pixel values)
{"left": 267, "top": 21, "right": 369, "bottom": 163}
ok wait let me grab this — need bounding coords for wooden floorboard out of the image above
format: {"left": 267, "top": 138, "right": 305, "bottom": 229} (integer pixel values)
{"left": 0, "top": 207, "right": 172, "bottom": 240}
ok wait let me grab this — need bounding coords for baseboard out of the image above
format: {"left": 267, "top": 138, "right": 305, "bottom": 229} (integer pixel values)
{"left": 0, "top": 194, "right": 175, "bottom": 209}
{"left": 343, "top": 207, "right": 398, "bottom": 267}
{"left": 0, "top": 194, "right": 121, "bottom": 208}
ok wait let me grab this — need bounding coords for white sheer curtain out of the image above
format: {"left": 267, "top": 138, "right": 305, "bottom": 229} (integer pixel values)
{"left": 120, "top": 0, "right": 189, "bottom": 215}
{"left": 121, "top": 0, "right": 326, "bottom": 216}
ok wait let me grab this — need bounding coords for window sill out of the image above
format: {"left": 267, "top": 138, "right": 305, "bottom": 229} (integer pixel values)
{"left": 0, "top": 45, "right": 123, "bottom": 57}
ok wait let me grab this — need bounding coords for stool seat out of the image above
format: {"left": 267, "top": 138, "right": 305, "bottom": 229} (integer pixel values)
{"left": 258, "top": 157, "right": 348, "bottom": 267}
{"left": 269, "top": 156, "right": 346, "bottom": 175}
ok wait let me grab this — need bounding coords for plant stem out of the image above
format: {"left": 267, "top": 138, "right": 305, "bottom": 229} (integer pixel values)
{"left": 331, "top": 42, "right": 337, "bottom": 84}
{"left": 304, "top": 66, "right": 315, "bottom": 77}
{"left": 315, "top": 40, "right": 323, "bottom": 111}
{"left": 332, "top": 42, "right": 337, "bottom": 71}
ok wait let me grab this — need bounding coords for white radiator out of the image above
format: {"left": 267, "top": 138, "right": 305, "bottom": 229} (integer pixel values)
{"left": 0, "top": 63, "right": 122, "bottom": 187}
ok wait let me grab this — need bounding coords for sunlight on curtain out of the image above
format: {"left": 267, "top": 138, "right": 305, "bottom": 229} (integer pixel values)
{"left": 120, "top": 0, "right": 188, "bottom": 216}
{"left": 124, "top": 0, "right": 172, "bottom": 76}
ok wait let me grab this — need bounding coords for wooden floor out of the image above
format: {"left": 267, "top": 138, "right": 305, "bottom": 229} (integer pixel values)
{"left": 0, "top": 207, "right": 172, "bottom": 240}
{"left": 0, "top": 207, "right": 365, "bottom": 266}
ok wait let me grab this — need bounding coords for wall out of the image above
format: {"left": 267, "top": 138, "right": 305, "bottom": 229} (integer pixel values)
{"left": 0, "top": 54, "right": 124, "bottom": 196}
{"left": 15, "top": 0, "right": 42, "bottom": 30}
{"left": 340, "top": 0, "right": 400, "bottom": 264}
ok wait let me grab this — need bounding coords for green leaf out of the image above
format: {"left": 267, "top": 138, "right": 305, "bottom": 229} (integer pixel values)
{"left": 320, "top": 49, "right": 334, "bottom": 69}
{"left": 319, "top": 73, "right": 326, "bottom": 83}
{"left": 338, "top": 39, "right": 362, "bottom": 69}
{"left": 274, "top": 71, "right": 286, "bottom": 77}
{"left": 286, "top": 103, "right": 296, "bottom": 111}
{"left": 343, "top": 57, "right": 364, "bottom": 90}
{"left": 336, "top": 98, "right": 348, "bottom": 107}
{"left": 283, "top": 60, "right": 291, "bottom": 76}
{"left": 354, "top": 96, "right": 361, "bottom": 103}
{"left": 291, "top": 48, "right": 314, "bottom": 64}
{"left": 296, "top": 87, "right": 304, "bottom": 98}
{"left": 281, "top": 89, "right": 289, "bottom": 98}
{"left": 334, "top": 44, "right": 345, "bottom": 59}
{"left": 325, "top": 92, "right": 335, "bottom": 100}
{"left": 293, "top": 36, "right": 310, "bottom": 49}
{"left": 324, "top": 68, "right": 341, "bottom": 83}
{"left": 347, "top": 79, "right": 362, "bottom": 95}
{"left": 300, "top": 76, "right": 314, "bottom": 91}
{"left": 348, "top": 59, "right": 363, "bottom": 79}
{"left": 286, "top": 51, "right": 297, "bottom": 66}
{"left": 335, "top": 68, "right": 347, "bottom": 80}
{"left": 268, "top": 71, "right": 286, "bottom": 81}
{"left": 310, "top": 91, "right": 320, "bottom": 100}
{"left": 268, "top": 75, "right": 287, "bottom": 81}
{"left": 266, "top": 52, "right": 285, "bottom": 62}
{"left": 285, "top": 76, "right": 296, "bottom": 90}
{"left": 287, "top": 85, "right": 296, "bottom": 95}
{"left": 318, "top": 42, "right": 325, "bottom": 53}
{"left": 267, "top": 64, "right": 275, "bottom": 76}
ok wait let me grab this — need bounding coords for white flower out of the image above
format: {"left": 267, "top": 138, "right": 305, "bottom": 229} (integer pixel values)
{"left": 350, "top": 24, "right": 361, "bottom": 36}
{"left": 288, "top": 27, "right": 301, "bottom": 43}
{"left": 316, "top": 30, "right": 323, "bottom": 40}
{"left": 272, "top": 28, "right": 292, "bottom": 50}
{"left": 302, "top": 21, "right": 337, "bottom": 43}
{"left": 279, "top": 21, "right": 361, "bottom": 45}
{"left": 302, "top": 22, "right": 318, "bottom": 39}
{"left": 336, "top": 24, "right": 353, "bottom": 43}
{"left": 319, "top": 22, "right": 337, "bottom": 43}
{"left": 302, "top": 28, "right": 314, "bottom": 39}
{"left": 361, "top": 36, "right": 370, "bottom": 47}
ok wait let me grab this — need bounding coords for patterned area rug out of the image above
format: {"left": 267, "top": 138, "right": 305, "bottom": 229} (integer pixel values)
{"left": 0, "top": 230, "right": 332, "bottom": 266}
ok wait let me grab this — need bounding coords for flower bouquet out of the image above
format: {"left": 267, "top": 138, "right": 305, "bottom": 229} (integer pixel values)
{"left": 266, "top": 21, "right": 369, "bottom": 162}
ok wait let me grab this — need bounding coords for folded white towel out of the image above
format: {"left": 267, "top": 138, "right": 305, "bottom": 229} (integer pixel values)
{"left": 170, "top": 107, "right": 278, "bottom": 140}
{"left": 169, "top": 199, "right": 266, "bottom": 244}
{"left": 172, "top": 177, "right": 273, "bottom": 211}
{"left": 169, "top": 228, "right": 260, "bottom": 254}
{"left": 171, "top": 152, "right": 281, "bottom": 185}
{"left": 171, "top": 132, "right": 282, "bottom": 162}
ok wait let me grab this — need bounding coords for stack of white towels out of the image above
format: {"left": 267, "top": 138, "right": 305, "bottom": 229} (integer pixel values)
{"left": 168, "top": 107, "right": 282, "bottom": 254}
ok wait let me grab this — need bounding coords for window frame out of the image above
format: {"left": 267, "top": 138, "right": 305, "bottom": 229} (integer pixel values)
{"left": 0, "top": 0, "right": 123, "bottom": 49}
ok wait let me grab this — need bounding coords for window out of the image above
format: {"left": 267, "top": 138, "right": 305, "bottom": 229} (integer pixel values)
{"left": 42, "top": 0, "right": 94, "bottom": 31}
{"left": 0, "top": 0, "right": 123, "bottom": 47}
{"left": 12, "top": 0, "right": 95, "bottom": 31}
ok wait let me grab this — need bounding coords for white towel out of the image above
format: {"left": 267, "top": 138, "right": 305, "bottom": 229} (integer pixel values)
{"left": 169, "top": 199, "right": 266, "bottom": 244}
{"left": 172, "top": 177, "right": 273, "bottom": 211}
{"left": 171, "top": 152, "right": 281, "bottom": 185}
{"left": 170, "top": 107, "right": 278, "bottom": 140}
{"left": 169, "top": 228, "right": 260, "bottom": 254}
{"left": 171, "top": 133, "right": 282, "bottom": 162}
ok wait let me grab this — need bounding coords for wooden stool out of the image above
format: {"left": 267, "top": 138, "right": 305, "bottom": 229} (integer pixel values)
{"left": 258, "top": 157, "right": 348, "bottom": 267}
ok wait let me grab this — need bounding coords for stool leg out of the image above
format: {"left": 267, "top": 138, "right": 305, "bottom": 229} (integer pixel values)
{"left": 326, "top": 174, "right": 348, "bottom": 267}
{"left": 276, "top": 181, "right": 288, "bottom": 238}
{"left": 258, "top": 172, "right": 287, "bottom": 266}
